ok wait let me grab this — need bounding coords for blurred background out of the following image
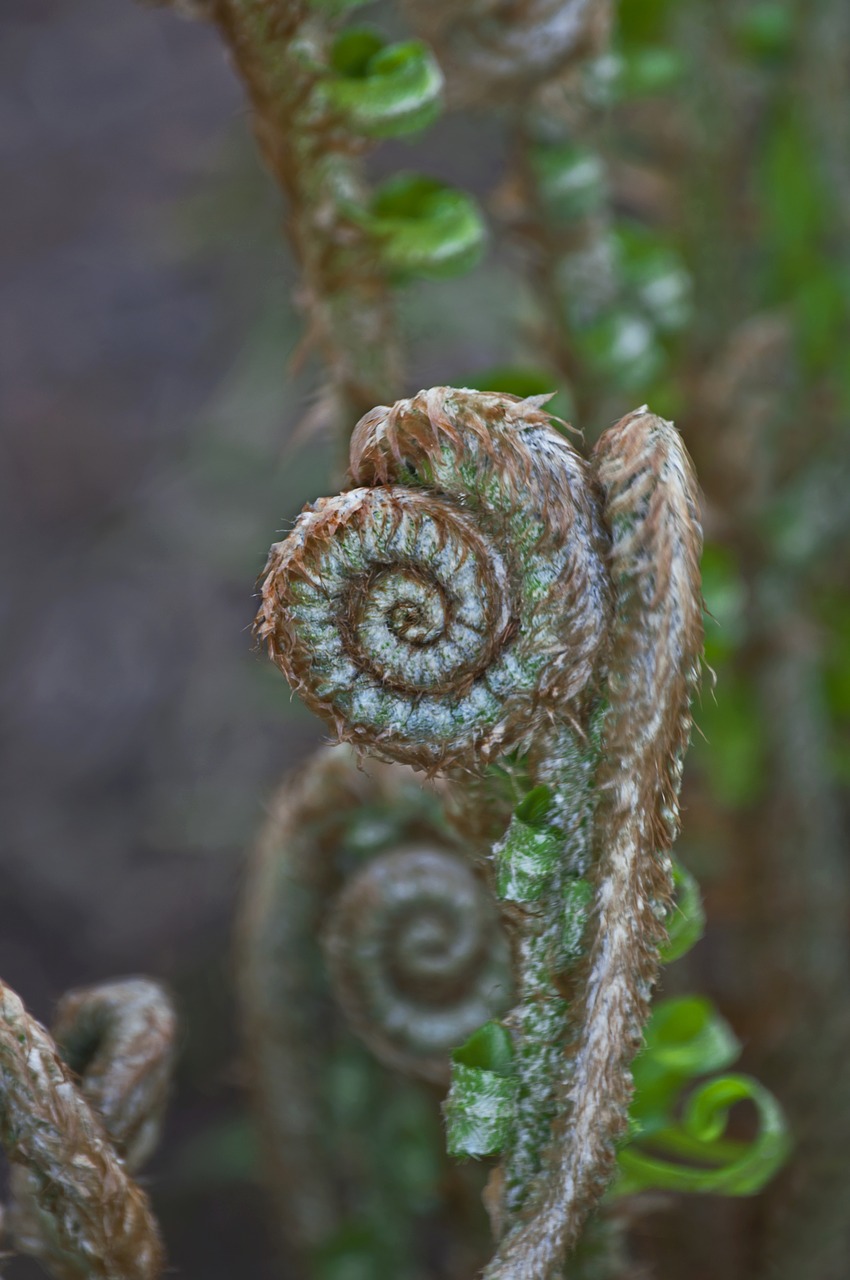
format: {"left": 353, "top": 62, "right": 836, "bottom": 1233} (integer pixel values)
{"left": 1, "top": 0, "right": 848, "bottom": 1277}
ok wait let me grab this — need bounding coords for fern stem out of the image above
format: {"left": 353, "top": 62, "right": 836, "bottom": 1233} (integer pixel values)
{"left": 197, "top": 0, "right": 404, "bottom": 432}
{"left": 259, "top": 390, "right": 703, "bottom": 1277}
{"left": 0, "top": 978, "right": 168, "bottom": 1280}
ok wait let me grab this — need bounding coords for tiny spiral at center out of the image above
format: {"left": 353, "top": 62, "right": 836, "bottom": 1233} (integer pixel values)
{"left": 323, "top": 846, "right": 515, "bottom": 1082}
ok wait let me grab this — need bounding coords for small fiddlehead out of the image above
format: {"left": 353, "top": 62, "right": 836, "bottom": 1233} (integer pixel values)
{"left": 324, "top": 843, "right": 513, "bottom": 1083}
{"left": 257, "top": 389, "right": 703, "bottom": 1278}
{"left": 239, "top": 743, "right": 511, "bottom": 1275}
{"left": 1, "top": 977, "right": 175, "bottom": 1280}
{"left": 50, "top": 978, "right": 177, "bottom": 1170}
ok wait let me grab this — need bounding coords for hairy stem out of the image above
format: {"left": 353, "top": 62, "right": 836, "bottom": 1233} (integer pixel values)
{"left": 258, "top": 389, "right": 703, "bottom": 1277}
{"left": 1, "top": 979, "right": 168, "bottom": 1280}
{"left": 181, "top": 0, "right": 404, "bottom": 434}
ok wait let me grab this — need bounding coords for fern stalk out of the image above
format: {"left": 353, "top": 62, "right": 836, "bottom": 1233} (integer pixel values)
{"left": 258, "top": 388, "right": 703, "bottom": 1277}
{"left": 182, "top": 0, "right": 405, "bottom": 431}
{"left": 1, "top": 978, "right": 174, "bottom": 1280}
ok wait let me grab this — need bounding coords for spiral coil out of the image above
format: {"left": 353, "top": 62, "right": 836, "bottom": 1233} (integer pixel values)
{"left": 324, "top": 844, "right": 513, "bottom": 1083}
{"left": 258, "top": 386, "right": 611, "bottom": 771}
{"left": 257, "top": 389, "right": 704, "bottom": 1280}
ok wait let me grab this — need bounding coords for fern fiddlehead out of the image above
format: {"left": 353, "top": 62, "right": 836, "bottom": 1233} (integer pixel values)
{"left": 258, "top": 387, "right": 703, "bottom": 1277}
{"left": 324, "top": 842, "right": 514, "bottom": 1084}
{"left": 240, "top": 743, "right": 511, "bottom": 1276}
{"left": 258, "top": 386, "right": 611, "bottom": 771}
{"left": 1, "top": 977, "right": 175, "bottom": 1280}
{"left": 482, "top": 407, "right": 703, "bottom": 1277}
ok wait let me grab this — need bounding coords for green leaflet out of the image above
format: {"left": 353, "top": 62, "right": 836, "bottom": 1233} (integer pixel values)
{"left": 616, "top": 225, "right": 693, "bottom": 334}
{"left": 613, "top": 996, "right": 791, "bottom": 1198}
{"left": 531, "top": 141, "right": 608, "bottom": 224}
{"left": 661, "top": 861, "right": 706, "bottom": 964}
{"left": 577, "top": 307, "right": 665, "bottom": 391}
{"left": 444, "top": 1022, "right": 517, "bottom": 1159}
{"left": 325, "top": 30, "right": 443, "bottom": 138}
{"left": 494, "top": 812, "right": 562, "bottom": 903}
{"left": 358, "top": 174, "right": 487, "bottom": 279}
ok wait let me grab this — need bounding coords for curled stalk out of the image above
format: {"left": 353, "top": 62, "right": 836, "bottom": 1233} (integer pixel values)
{"left": 1, "top": 977, "right": 175, "bottom": 1280}
{"left": 258, "top": 388, "right": 703, "bottom": 1277}
{"left": 239, "top": 743, "right": 512, "bottom": 1275}
{"left": 50, "top": 978, "right": 178, "bottom": 1170}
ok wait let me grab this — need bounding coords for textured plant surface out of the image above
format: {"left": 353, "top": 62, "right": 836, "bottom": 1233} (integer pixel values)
{"left": 239, "top": 743, "right": 508, "bottom": 1278}
{"left": 9, "top": 0, "right": 840, "bottom": 1274}
{"left": 0, "top": 977, "right": 175, "bottom": 1279}
{"left": 256, "top": 385, "right": 705, "bottom": 1277}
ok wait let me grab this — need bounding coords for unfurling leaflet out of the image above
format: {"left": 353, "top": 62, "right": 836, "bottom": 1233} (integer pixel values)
{"left": 616, "top": 995, "right": 791, "bottom": 1200}
{"left": 0, "top": 977, "right": 175, "bottom": 1280}
{"left": 257, "top": 388, "right": 703, "bottom": 1278}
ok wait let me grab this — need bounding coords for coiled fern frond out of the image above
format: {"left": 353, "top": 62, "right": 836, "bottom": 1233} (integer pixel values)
{"left": 256, "top": 387, "right": 704, "bottom": 1278}
{"left": 0, "top": 977, "right": 175, "bottom": 1280}
{"left": 239, "top": 744, "right": 508, "bottom": 1276}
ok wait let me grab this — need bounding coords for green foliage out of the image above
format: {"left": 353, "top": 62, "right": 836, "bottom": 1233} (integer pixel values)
{"left": 514, "top": 784, "right": 553, "bottom": 827}
{"left": 615, "top": 46, "right": 686, "bottom": 97}
{"left": 614, "top": 996, "right": 791, "bottom": 1198}
{"left": 495, "top": 808, "right": 564, "bottom": 903}
{"left": 692, "top": 544, "right": 768, "bottom": 809}
{"left": 700, "top": 543, "right": 747, "bottom": 669}
{"left": 444, "top": 1023, "right": 518, "bottom": 1159}
{"left": 733, "top": 3, "right": 795, "bottom": 62}
{"left": 357, "top": 174, "right": 487, "bottom": 279}
{"left": 613, "top": 862, "right": 790, "bottom": 1199}
{"left": 325, "top": 30, "right": 443, "bottom": 137}
{"left": 694, "top": 672, "right": 766, "bottom": 809}
{"left": 532, "top": 141, "right": 607, "bottom": 222}
{"left": 661, "top": 861, "right": 706, "bottom": 964}
{"left": 616, "top": 0, "right": 677, "bottom": 48}
{"left": 453, "top": 1021, "right": 515, "bottom": 1076}
{"left": 758, "top": 115, "right": 847, "bottom": 371}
